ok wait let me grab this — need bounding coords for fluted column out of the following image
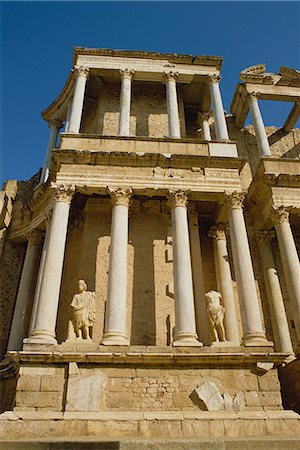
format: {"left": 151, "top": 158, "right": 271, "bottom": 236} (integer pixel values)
{"left": 248, "top": 92, "right": 271, "bottom": 156}
{"left": 208, "top": 224, "right": 240, "bottom": 344}
{"left": 24, "top": 186, "right": 75, "bottom": 344}
{"left": 68, "top": 66, "right": 89, "bottom": 133}
{"left": 271, "top": 206, "right": 300, "bottom": 343}
{"left": 225, "top": 192, "right": 270, "bottom": 346}
{"left": 164, "top": 72, "right": 181, "bottom": 138}
{"left": 40, "top": 119, "right": 62, "bottom": 184}
{"left": 102, "top": 188, "right": 132, "bottom": 345}
{"left": 168, "top": 191, "right": 202, "bottom": 346}
{"left": 7, "top": 230, "right": 44, "bottom": 351}
{"left": 255, "top": 231, "right": 294, "bottom": 354}
{"left": 208, "top": 74, "right": 229, "bottom": 140}
{"left": 197, "top": 112, "right": 211, "bottom": 141}
{"left": 118, "top": 69, "right": 134, "bottom": 136}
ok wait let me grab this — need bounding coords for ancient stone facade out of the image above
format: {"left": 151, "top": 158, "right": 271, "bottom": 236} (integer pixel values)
{"left": 0, "top": 48, "right": 299, "bottom": 444}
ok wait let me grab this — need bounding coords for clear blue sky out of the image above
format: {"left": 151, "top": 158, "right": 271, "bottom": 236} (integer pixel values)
{"left": 1, "top": 1, "right": 299, "bottom": 185}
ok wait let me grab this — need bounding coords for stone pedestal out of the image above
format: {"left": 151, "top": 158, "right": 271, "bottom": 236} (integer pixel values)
{"left": 208, "top": 224, "right": 240, "bottom": 344}
{"left": 248, "top": 92, "right": 271, "bottom": 157}
{"left": 164, "top": 72, "right": 181, "bottom": 139}
{"left": 225, "top": 192, "right": 271, "bottom": 347}
{"left": 168, "top": 191, "right": 202, "bottom": 346}
{"left": 271, "top": 207, "right": 300, "bottom": 344}
{"left": 68, "top": 66, "right": 89, "bottom": 133}
{"left": 7, "top": 231, "right": 43, "bottom": 351}
{"left": 118, "top": 69, "right": 134, "bottom": 136}
{"left": 102, "top": 188, "right": 132, "bottom": 345}
{"left": 208, "top": 75, "right": 229, "bottom": 140}
{"left": 255, "top": 231, "right": 294, "bottom": 354}
{"left": 24, "top": 186, "right": 74, "bottom": 345}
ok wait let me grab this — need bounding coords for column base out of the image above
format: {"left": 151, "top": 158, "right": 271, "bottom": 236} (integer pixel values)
{"left": 23, "top": 330, "right": 57, "bottom": 346}
{"left": 102, "top": 332, "right": 129, "bottom": 346}
{"left": 242, "top": 333, "right": 273, "bottom": 347}
{"left": 173, "top": 332, "right": 203, "bottom": 347}
{"left": 211, "top": 341, "right": 236, "bottom": 347}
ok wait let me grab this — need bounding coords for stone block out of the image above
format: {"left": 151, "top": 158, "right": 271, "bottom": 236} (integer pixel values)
{"left": 181, "top": 419, "right": 210, "bottom": 437}
{"left": 16, "top": 391, "right": 62, "bottom": 409}
{"left": 40, "top": 375, "right": 64, "bottom": 392}
{"left": 66, "top": 372, "right": 107, "bottom": 412}
{"left": 223, "top": 392, "right": 234, "bottom": 410}
{"left": 233, "top": 392, "right": 245, "bottom": 411}
{"left": 106, "top": 391, "right": 134, "bottom": 409}
{"left": 245, "top": 391, "right": 261, "bottom": 407}
{"left": 195, "top": 381, "right": 224, "bottom": 411}
{"left": 240, "top": 419, "right": 267, "bottom": 436}
{"left": 258, "top": 372, "right": 280, "bottom": 391}
{"left": 139, "top": 419, "right": 182, "bottom": 438}
{"left": 172, "top": 392, "right": 192, "bottom": 408}
{"left": 258, "top": 391, "right": 282, "bottom": 407}
{"left": 17, "top": 375, "right": 41, "bottom": 392}
{"left": 87, "top": 419, "right": 138, "bottom": 437}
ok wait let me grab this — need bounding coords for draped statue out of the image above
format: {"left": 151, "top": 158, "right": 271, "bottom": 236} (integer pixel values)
{"left": 70, "top": 280, "right": 96, "bottom": 340}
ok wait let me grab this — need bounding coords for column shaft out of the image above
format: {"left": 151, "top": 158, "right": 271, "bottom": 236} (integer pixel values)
{"left": 68, "top": 66, "right": 89, "bottom": 133}
{"left": 118, "top": 70, "right": 133, "bottom": 136}
{"left": 64, "top": 101, "right": 72, "bottom": 133}
{"left": 169, "top": 192, "right": 202, "bottom": 346}
{"left": 209, "top": 75, "right": 229, "bottom": 140}
{"left": 102, "top": 188, "right": 131, "bottom": 345}
{"left": 255, "top": 231, "right": 294, "bottom": 354}
{"left": 164, "top": 72, "right": 181, "bottom": 138}
{"left": 248, "top": 92, "right": 271, "bottom": 156}
{"left": 25, "top": 187, "right": 74, "bottom": 344}
{"left": 208, "top": 225, "right": 240, "bottom": 344}
{"left": 225, "top": 192, "right": 270, "bottom": 346}
{"left": 271, "top": 207, "right": 300, "bottom": 343}
{"left": 40, "top": 119, "right": 62, "bottom": 184}
{"left": 7, "top": 231, "right": 43, "bottom": 351}
{"left": 197, "top": 112, "right": 211, "bottom": 141}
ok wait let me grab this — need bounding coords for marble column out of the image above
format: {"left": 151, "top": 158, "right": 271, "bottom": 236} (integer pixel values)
{"left": 7, "top": 230, "right": 44, "bottom": 351}
{"left": 164, "top": 72, "right": 181, "bottom": 139}
{"left": 208, "top": 75, "right": 229, "bottom": 140}
{"left": 248, "top": 92, "right": 271, "bottom": 156}
{"left": 40, "top": 119, "right": 62, "bottom": 184}
{"left": 224, "top": 192, "right": 270, "bottom": 346}
{"left": 271, "top": 206, "right": 300, "bottom": 343}
{"left": 255, "top": 230, "right": 294, "bottom": 354}
{"left": 24, "top": 186, "right": 75, "bottom": 345}
{"left": 197, "top": 112, "right": 211, "bottom": 141}
{"left": 64, "top": 100, "right": 72, "bottom": 133}
{"left": 189, "top": 211, "right": 210, "bottom": 345}
{"left": 168, "top": 191, "right": 202, "bottom": 346}
{"left": 102, "top": 188, "right": 132, "bottom": 345}
{"left": 118, "top": 69, "right": 134, "bottom": 136}
{"left": 68, "top": 66, "right": 89, "bottom": 133}
{"left": 208, "top": 224, "right": 240, "bottom": 344}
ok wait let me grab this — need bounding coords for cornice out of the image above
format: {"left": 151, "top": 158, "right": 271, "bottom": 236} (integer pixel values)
{"left": 41, "top": 70, "right": 75, "bottom": 122}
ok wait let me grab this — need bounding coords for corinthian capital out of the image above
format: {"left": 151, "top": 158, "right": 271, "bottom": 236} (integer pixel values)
{"left": 108, "top": 187, "right": 132, "bottom": 207}
{"left": 163, "top": 71, "right": 179, "bottom": 83}
{"left": 208, "top": 224, "right": 228, "bottom": 241}
{"left": 270, "top": 206, "right": 290, "bottom": 224}
{"left": 167, "top": 190, "right": 188, "bottom": 209}
{"left": 224, "top": 191, "right": 245, "bottom": 210}
{"left": 119, "top": 69, "right": 134, "bottom": 80}
{"left": 53, "top": 185, "right": 76, "bottom": 205}
{"left": 48, "top": 118, "right": 63, "bottom": 130}
{"left": 26, "top": 229, "right": 44, "bottom": 246}
{"left": 248, "top": 91, "right": 261, "bottom": 102}
{"left": 74, "top": 66, "right": 89, "bottom": 79}
{"left": 255, "top": 230, "right": 275, "bottom": 247}
{"left": 207, "top": 74, "right": 221, "bottom": 84}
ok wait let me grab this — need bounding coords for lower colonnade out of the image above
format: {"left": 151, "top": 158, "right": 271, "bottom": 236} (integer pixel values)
{"left": 7, "top": 184, "right": 298, "bottom": 357}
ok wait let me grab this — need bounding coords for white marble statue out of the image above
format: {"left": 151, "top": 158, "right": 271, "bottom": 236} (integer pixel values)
{"left": 70, "top": 280, "right": 96, "bottom": 340}
{"left": 205, "top": 290, "right": 226, "bottom": 342}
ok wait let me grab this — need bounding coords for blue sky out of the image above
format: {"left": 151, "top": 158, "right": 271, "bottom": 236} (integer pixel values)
{"left": 1, "top": 1, "right": 299, "bottom": 185}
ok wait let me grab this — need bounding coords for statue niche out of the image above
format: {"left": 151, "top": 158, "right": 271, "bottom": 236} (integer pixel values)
{"left": 69, "top": 280, "right": 96, "bottom": 340}
{"left": 205, "top": 290, "right": 227, "bottom": 343}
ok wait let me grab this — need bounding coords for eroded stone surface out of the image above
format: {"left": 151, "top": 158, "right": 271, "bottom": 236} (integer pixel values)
{"left": 195, "top": 381, "right": 224, "bottom": 411}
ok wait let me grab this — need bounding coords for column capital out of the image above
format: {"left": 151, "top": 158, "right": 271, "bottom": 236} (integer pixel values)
{"left": 248, "top": 91, "right": 261, "bottom": 102}
{"left": 197, "top": 111, "right": 210, "bottom": 123}
{"left": 168, "top": 190, "right": 188, "bottom": 209}
{"left": 26, "top": 229, "right": 44, "bottom": 245}
{"left": 48, "top": 118, "right": 63, "bottom": 130}
{"left": 255, "top": 230, "right": 276, "bottom": 247}
{"left": 208, "top": 224, "right": 228, "bottom": 241}
{"left": 52, "top": 185, "right": 76, "bottom": 205}
{"left": 119, "top": 69, "right": 134, "bottom": 80}
{"left": 163, "top": 71, "right": 179, "bottom": 83}
{"left": 108, "top": 187, "right": 132, "bottom": 207}
{"left": 224, "top": 191, "right": 245, "bottom": 210}
{"left": 270, "top": 206, "right": 290, "bottom": 224}
{"left": 74, "top": 65, "right": 89, "bottom": 80}
{"left": 207, "top": 74, "right": 221, "bottom": 84}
